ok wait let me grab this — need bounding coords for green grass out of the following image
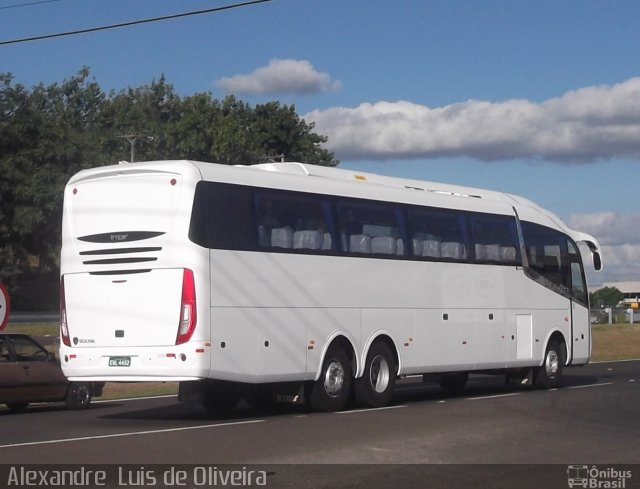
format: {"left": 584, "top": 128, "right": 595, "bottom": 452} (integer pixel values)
{"left": 5, "top": 321, "right": 639, "bottom": 399}
{"left": 592, "top": 323, "right": 640, "bottom": 362}
{"left": 98, "top": 382, "right": 178, "bottom": 400}
{"left": 5, "top": 323, "right": 59, "bottom": 337}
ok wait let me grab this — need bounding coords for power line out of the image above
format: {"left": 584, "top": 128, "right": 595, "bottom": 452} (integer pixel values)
{"left": 0, "top": 0, "right": 272, "bottom": 46}
{"left": 0, "top": 0, "right": 64, "bottom": 11}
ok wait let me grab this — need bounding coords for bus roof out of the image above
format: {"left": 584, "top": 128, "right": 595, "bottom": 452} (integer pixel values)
{"left": 69, "top": 159, "right": 602, "bottom": 268}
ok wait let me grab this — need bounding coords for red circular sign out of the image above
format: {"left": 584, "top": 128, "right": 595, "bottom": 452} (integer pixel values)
{"left": 0, "top": 281, "right": 10, "bottom": 331}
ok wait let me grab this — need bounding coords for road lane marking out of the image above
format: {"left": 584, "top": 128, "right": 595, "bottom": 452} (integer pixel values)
{"left": 93, "top": 395, "right": 178, "bottom": 404}
{"left": 0, "top": 419, "right": 265, "bottom": 449}
{"left": 335, "top": 405, "right": 407, "bottom": 414}
{"left": 466, "top": 393, "right": 521, "bottom": 401}
{"left": 568, "top": 382, "right": 613, "bottom": 389}
{"left": 591, "top": 358, "right": 640, "bottom": 364}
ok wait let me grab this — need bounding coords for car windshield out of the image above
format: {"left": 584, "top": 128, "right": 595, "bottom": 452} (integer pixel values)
{"left": 10, "top": 336, "right": 48, "bottom": 360}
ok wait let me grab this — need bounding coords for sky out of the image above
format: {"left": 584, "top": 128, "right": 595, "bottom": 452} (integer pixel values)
{"left": 2, "top": 0, "right": 640, "bottom": 287}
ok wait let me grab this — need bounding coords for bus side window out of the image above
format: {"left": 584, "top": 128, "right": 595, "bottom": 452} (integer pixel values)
{"left": 407, "top": 207, "right": 467, "bottom": 262}
{"left": 255, "top": 191, "right": 334, "bottom": 252}
{"left": 337, "top": 202, "right": 405, "bottom": 256}
{"left": 468, "top": 213, "right": 521, "bottom": 265}
{"left": 521, "top": 221, "right": 571, "bottom": 292}
{"left": 189, "top": 182, "right": 255, "bottom": 251}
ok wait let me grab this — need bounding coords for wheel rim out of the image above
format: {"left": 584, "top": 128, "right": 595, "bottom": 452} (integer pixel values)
{"left": 545, "top": 349, "right": 559, "bottom": 378}
{"left": 323, "top": 360, "right": 345, "bottom": 397}
{"left": 73, "top": 385, "right": 90, "bottom": 405}
{"left": 369, "top": 354, "right": 390, "bottom": 393}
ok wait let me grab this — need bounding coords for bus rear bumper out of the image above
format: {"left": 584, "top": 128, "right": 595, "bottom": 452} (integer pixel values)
{"left": 67, "top": 376, "right": 203, "bottom": 382}
{"left": 60, "top": 343, "right": 211, "bottom": 381}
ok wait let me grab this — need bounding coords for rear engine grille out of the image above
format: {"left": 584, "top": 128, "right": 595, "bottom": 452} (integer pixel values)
{"left": 80, "top": 247, "right": 162, "bottom": 255}
{"left": 89, "top": 269, "right": 151, "bottom": 275}
{"left": 82, "top": 257, "right": 158, "bottom": 265}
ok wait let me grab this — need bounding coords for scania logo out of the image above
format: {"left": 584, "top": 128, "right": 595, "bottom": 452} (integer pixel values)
{"left": 73, "top": 337, "right": 95, "bottom": 344}
{"left": 110, "top": 233, "right": 128, "bottom": 241}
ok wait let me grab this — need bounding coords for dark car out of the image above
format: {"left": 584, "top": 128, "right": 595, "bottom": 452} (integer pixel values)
{"left": 0, "top": 333, "right": 102, "bottom": 412}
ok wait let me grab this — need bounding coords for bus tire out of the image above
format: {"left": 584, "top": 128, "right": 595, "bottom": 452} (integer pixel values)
{"left": 355, "top": 342, "right": 396, "bottom": 408}
{"left": 439, "top": 372, "right": 469, "bottom": 395}
{"left": 534, "top": 340, "right": 564, "bottom": 389}
{"left": 308, "top": 346, "right": 352, "bottom": 412}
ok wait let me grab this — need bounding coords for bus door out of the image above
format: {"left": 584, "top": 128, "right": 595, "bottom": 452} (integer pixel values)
{"left": 568, "top": 240, "right": 590, "bottom": 364}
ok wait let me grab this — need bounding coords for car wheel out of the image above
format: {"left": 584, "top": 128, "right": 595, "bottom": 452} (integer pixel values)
{"left": 65, "top": 382, "right": 92, "bottom": 410}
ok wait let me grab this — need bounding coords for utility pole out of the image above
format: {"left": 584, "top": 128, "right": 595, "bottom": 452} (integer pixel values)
{"left": 126, "top": 134, "right": 136, "bottom": 162}
{"left": 117, "top": 133, "right": 154, "bottom": 162}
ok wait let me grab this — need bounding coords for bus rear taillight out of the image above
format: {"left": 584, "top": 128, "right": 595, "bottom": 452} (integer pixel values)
{"left": 176, "top": 269, "right": 197, "bottom": 345}
{"left": 60, "top": 276, "right": 71, "bottom": 347}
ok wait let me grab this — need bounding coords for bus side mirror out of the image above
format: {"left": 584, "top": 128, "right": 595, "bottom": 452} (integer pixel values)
{"left": 593, "top": 252, "right": 602, "bottom": 271}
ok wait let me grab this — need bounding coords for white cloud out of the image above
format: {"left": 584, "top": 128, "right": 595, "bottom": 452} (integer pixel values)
{"left": 569, "top": 212, "right": 640, "bottom": 246}
{"left": 569, "top": 212, "right": 640, "bottom": 285}
{"left": 304, "top": 77, "right": 640, "bottom": 163}
{"left": 216, "top": 59, "right": 342, "bottom": 95}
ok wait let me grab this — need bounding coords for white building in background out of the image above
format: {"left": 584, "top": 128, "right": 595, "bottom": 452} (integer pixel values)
{"left": 600, "top": 281, "right": 640, "bottom": 308}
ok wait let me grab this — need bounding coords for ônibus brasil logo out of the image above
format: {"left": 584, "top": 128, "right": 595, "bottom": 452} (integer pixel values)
{"left": 567, "top": 465, "right": 632, "bottom": 489}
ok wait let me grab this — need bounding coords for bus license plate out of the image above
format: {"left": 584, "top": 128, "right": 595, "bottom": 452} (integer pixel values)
{"left": 108, "top": 356, "right": 131, "bottom": 367}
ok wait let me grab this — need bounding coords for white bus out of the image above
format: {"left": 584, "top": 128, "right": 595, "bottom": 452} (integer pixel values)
{"left": 59, "top": 160, "right": 602, "bottom": 411}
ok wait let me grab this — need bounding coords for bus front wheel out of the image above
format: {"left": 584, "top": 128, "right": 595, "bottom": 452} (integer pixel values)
{"left": 534, "top": 340, "right": 564, "bottom": 389}
{"left": 308, "top": 346, "right": 352, "bottom": 412}
{"left": 355, "top": 342, "right": 396, "bottom": 408}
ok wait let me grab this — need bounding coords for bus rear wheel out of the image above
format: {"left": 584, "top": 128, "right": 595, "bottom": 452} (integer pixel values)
{"left": 534, "top": 340, "right": 564, "bottom": 389}
{"left": 355, "top": 342, "right": 396, "bottom": 408}
{"left": 308, "top": 346, "right": 352, "bottom": 412}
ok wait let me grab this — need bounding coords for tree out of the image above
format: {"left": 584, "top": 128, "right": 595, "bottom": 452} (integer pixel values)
{"left": 1, "top": 68, "right": 105, "bottom": 275}
{"left": 99, "top": 81, "right": 339, "bottom": 166}
{"left": 589, "top": 287, "right": 624, "bottom": 308}
{"left": 251, "top": 101, "right": 336, "bottom": 166}
{"left": 0, "top": 68, "right": 339, "bottom": 308}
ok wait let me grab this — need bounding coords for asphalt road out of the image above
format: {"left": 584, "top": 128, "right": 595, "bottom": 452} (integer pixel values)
{"left": 1, "top": 360, "right": 639, "bottom": 488}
